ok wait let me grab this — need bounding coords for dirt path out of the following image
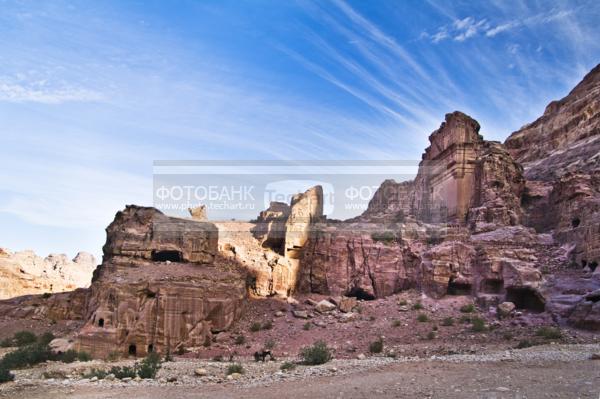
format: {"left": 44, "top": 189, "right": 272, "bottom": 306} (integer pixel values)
{"left": 6, "top": 356, "right": 599, "bottom": 399}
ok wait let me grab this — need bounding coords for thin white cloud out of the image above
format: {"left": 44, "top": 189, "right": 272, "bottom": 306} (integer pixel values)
{"left": 422, "top": 16, "right": 489, "bottom": 43}
{"left": 485, "top": 8, "right": 576, "bottom": 38}
{"left": 424, "top": 7, "right": 577, "bottom": 43}
{"left": 486, "top": 22, "right": 518, "bottom": 37}
{"left": 0, "top": 77, "right": 103, "bottom": 104}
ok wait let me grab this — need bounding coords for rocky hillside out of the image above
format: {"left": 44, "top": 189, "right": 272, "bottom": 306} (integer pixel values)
{"left": 0, "top": 64, "right": 598, "bottom": 365}
{"left": 0, "top": 248, "right": 96, "bottom": 299}
{"left": 505, "top": 64, "right": 600, "bottom": 180}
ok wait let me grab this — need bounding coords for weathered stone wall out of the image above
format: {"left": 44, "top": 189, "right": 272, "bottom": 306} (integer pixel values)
{"left": 101, "top": 205, "right": 218, "bottom": 268}
{"left": 75, "top": 206, "right": 246, "bottom": 358}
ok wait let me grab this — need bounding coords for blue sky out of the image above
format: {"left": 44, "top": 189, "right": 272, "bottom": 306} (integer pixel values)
{"left": 1, "top": 0, "right": 599, "bottom": 261}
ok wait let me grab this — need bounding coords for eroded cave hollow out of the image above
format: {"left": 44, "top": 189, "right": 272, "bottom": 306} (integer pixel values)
{"left": 506, "top": 287, "right": 545, "bottom": 312}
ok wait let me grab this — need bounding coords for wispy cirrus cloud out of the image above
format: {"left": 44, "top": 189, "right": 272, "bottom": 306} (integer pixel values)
{"left": 422, "top": 16, "right": 490, "bottom": 43}
{"left": 0, "top": 76, "right": 103, "bottom": 104}
{"left": 422, "top": 8, "right": 578, "bottom": 43}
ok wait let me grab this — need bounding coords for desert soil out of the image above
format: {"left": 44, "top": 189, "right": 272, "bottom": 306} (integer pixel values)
{"left": 2, "top": 343, "right": 600, "bottom": 399}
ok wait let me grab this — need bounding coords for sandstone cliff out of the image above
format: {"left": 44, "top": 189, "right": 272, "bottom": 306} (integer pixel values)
{"left": 75, "top": 206, "right": 247, "bottom": 358}
{"left": 0, "top": 248, "right": 96, "bottom": 300}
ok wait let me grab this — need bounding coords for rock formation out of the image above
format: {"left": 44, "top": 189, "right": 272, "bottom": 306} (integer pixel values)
{"left": 503, "top": 63, "right": 600, "bottom": 329}
{"left": 297, "top": 110, "right": 539, "bottom": 307}
{"left": 75, "top": 206, "right": 246, "bottom": 358}
{"left": 284, "top": 186, "right": 324, "bottom": 259}
{"left": 2, "top": 64, "right": 600, "bottom": 348}
{"left": 216, "top": 187, "right": 323, "bottom": 299}
{"left": 0, "top": 248, "right": 96, "bottom": 300}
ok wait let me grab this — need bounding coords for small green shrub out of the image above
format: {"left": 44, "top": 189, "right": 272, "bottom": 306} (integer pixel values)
{"left": 460, "top": 315, "right": 472, "bottom": 324}
{"left": 442, "top": 317, "right": 454, "bottom": 326}
{"left": 0, "top": 343, "right": 51, "bottom": 369}
{"left": 163, "top": 347, "right": 173, "bottom": 362}
{"left": 250, "top": 322, "right": 262, "bottom": 332}
{"left": 0, "top": 367, "right": 14, "bottom": 383}
{"left": 391, "top": 319, "right": 401, "bottom": 327}
{"left": 107, "top": 351, "right": 121, "bottom": 362}
{"left": 535, "top": 326, "right": 562, "bottom": 340}
{"left": 73, "top": 351, "right": 91, "bottom": 362}
{"left": 234, "top": 335, "right": 246, "bottom": 345}
{"left": 57, "top": 350, "right": 79, "bottom": 363}
{"left": 13, "top": 331, "right": 37, "bottom": 347}
{"left": 136, "top": 352, "right": 162, "bottom": 379}
{"left": 42, "top": 292, "right": 52, "bottom": 299}
{"left": 460, "top": 304, "right": 475, "bottom": 313}
{"left": 516, "top": 339, "right": 534, "bottom": 349}
{"left": 280, "top": 361, "right": 296, "bottom": 371}
{"left": 398, "top": 299, "right": 407, "bottom": 306}
{"left": 417, "top": 313, "right": 429, "bottom": 322}
{"left": 0, "top": 338, "right": 12, "bottom": 348}
{"left": 369, "top": 337, "right": 384, "bottom": 354}
{"left": 303, "top": 322, "right": 312, "bottom": 331}
{"left": 471, "top": 317, "right": 486, "bottom": 332}
{"left": 226, "top": 363, "right": 245, "bottom": 375}
{"left": 426, "top": 331, "right": 436, "bottom": 340}
{"left": 412, "top": 302, "right": 423, "bottom": 310}
{"left": 262, "top": 320, "right": 273, "bottom": 330}
{"left": 300, "top": 340, "right": 332, "bottom": 365}
{"left": 109, "top": 365, "right": 137, "bottom": 379}
{"left": 371, "top": 231, "right": 396, "bottom": 245}
{"left": 38, "top": 332, "right": 55, "bottom": 346}
{"left": 82, "top": 368, "right": 108, "bottom": 380}
{"left": 264, "top": 339, "right": 276, "bottom": 350}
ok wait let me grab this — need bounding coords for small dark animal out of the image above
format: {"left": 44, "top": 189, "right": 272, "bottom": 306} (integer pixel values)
{"left": 254, "top": 350, "right": 275, "bottom": 362}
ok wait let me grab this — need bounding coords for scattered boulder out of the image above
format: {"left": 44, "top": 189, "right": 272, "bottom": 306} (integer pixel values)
{"left": 338, "top": 297, "right": 358, "bottom": 313}
{"left": 49, "top": 338, "right": 73, "bottom": 354}
{"left": 315, "top": 300, "right": 336, "bottom": 313}
{"left": 194, "top": 368, "right": 208, "bottom": 377}
{"left": 498, "top": 302, "right": 516, "bottom": 318}
{"left": 292, "top": 310, "right": 309, "bottom": 319}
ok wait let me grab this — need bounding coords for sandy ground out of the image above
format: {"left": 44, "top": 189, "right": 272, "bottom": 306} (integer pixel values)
{"left": 3, "top": 353, "right": 599, "bottom": 399}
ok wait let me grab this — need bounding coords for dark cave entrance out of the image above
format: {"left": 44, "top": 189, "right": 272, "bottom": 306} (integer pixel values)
{"left": 505, "top": 287, "right": 545, "bottom": 312}
{"left": 347, "top": 287, "right": 376, "bottom": 301}
{"left": 481, "top": 279, "right": 504, "bottom": 294}
{"left": 151, "top": 250, "right": 182, "bottom": 262}
{"left": 128, "top": 344, "right": 137, "bottom": 356}
{"left": 98, "top": 318, "right": 104, "bottom": 328}
{"left": 590, "top": 261, "right": 598, "bottom": 272}
{"left": 447, "top": 278, "right": 472, "bottom": 295}
{"left": 147, "top": 344, "right": 154, "bottom": 353}
{"left": 571, "top": 217, "right": 581, "bottom": 228}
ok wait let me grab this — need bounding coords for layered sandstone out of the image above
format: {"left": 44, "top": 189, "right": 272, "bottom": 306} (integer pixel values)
{"left": 75, "top": 206, "right": 246, "bottom": 358}
{"left": 298, "top": 111, "right": 536, "bottom": 304}
{"left": 216, "top": 187, "right": 323, "bottom": 299}
{"left": 0, "top": 248, "right": 96, "bottom": 300}
{"left": 503, "top": 63, "right": 600, "bottom": 329}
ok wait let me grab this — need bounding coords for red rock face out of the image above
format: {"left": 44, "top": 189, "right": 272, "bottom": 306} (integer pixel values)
{"left": 75, "top": 206, "right": 246, "bottom": 358}
{"left": 298, "top": 111, "right": 535, "bottom": 305}
{"left": 505, "top": 64, "right": 600, "bottom": 178}
{"left": 298, "top": 225, "right": 420, "bottom": 299}
{"left": 294, "top": 65, "right": 600, "bottom": 331}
